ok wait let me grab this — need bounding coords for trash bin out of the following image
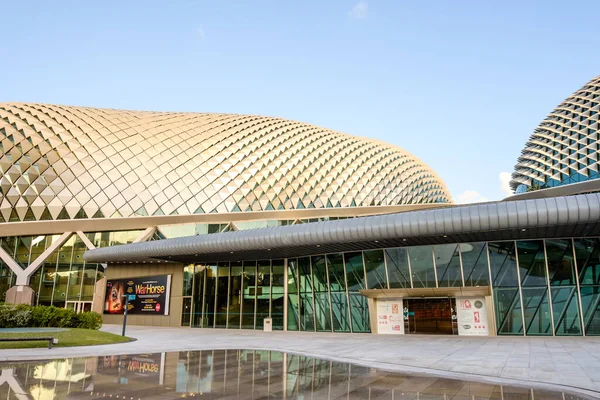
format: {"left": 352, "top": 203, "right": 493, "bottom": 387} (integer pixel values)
{"left": 264, "top": 318, "right": 272, "bottom": 332}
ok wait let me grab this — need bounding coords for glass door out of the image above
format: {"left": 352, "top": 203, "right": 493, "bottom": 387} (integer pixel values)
{"left": 65, "top": 301, "right": 93, "bottom": 313}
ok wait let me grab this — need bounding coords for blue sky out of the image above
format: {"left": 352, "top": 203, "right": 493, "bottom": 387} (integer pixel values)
{"left": 2, "top": 0, "right": 599, "bottom": 203}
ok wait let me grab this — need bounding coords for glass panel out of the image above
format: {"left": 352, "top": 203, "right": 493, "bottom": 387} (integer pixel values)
{"left": 311, "top": 256, "right": 328, "bottom": 292}
{"left": 494, "top": 287, "right": 523, "bottom": 335}
{"left": 327, "top": 253, "right": 349, "bottom": 333}
{"left": 545, "top": 239, "right": 576, "bottom": 286}
{"left": 183, "top": 265, "right": 194, "bottom": 296}
{"left": 409, "top": 246, "right": 435, "bottom": 288}
{"left": 385, "top": 248, "right": 410, "bottom": 289}
{"left": 326, "top": 254, "right": 346, "bottom": 292}
{"left": 574, "top": 238, "right": 600, "bottom": 285}
{"left": 551, "top": 286, "right": 582, "bottom": 335}
{"left": 298, "top": 257, "right": 314, "bottom": 331}
{"left": 433, "top": 244, "right": 462, "bottom": 287}
{"left": 313, "top": 292, "right": 332, "bottom": 332}
{"left": 80, "top": 264, "right": 98, "bottom": 301}
{"left": 256, "top": 261, "right": 271, "bottom": 329}
{"left": 521, "top": 287, "right": 552, "bottom": 335}
{"left": 460, "top": 242, "right": 489, "bottom": 286}
{"left": 241, "top": 261, "right": 256, "bottom": 329}
{"left": 193, "top": 265, "right": 206, "bottom": 327}
{"left": 343, "top": 252, "right": 366, "bottom": 290}
{"left": 287, "top": 258, "right": 299, "bottom": 331}
{"left": 489, "top": 241, "right": 519, "bottom": 287}
{"left": 580, "top": 286, "right": 600, "bottom": 335}
{"left": 271, "top": 259, "right": 285, "bottom": 330}
{"left": 228, "top": 263, "right": 243, "bottom": 329}
{"left": 181, "top": 297, "right": 192, "bottom": 326}
{"left": 311, "top": 256, "right": 331, "bottom": 332}
{"left": 517, "top": 240, "right": 547, "bottom": 287}
{"left": 348, "top": 292, "right": 370, "bottom": 333}
{"left": 204, "top": 265, "right": 217, "bottom": 328}
{"left": 363, "top": 250, "right": 387, "bottom": 289}
{"left": 215, "top": 263, "right": 229, "bottom": 329}
{"left": 66, "top": 264, "right": 83, "bottom": 301}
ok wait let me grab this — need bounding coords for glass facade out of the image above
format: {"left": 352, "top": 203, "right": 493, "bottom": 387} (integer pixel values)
{"left": 186, "top": 238, "right": 600, "bottom": 336}
{"left": 0, "top": 230, "right": 141, "bottom": 306}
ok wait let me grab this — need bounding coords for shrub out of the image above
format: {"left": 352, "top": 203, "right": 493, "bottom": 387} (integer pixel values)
{"left": 73, "top": 311, "right": 102, "bottom": 330}
{"left": 0, "top": 304, "right": 101, "bottom": 330}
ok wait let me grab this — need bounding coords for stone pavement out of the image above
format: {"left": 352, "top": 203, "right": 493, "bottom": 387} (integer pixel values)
{"left": 1, "top": 325, "right": 600, "bottom": 398}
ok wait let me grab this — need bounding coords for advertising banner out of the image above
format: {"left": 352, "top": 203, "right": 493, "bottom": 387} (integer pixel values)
{"left": 104, "top": 275, "right": 171, "bottom": 315}
{"left": 376, "top": 299, "right": 404, "bottom": 334}
{"left": 97, "top": 353, "right": 166, "bottom": 385}
{"left": 456, "top": 296, "right": 489, "bottom": 336}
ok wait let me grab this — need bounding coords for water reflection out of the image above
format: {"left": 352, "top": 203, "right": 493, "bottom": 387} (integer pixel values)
{"left": 0, "top": 350, "right": 588, "bottom": 399}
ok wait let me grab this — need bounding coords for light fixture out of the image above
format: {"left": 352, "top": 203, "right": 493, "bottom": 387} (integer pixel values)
{"left": 267, "top": 248, "right": 271, "bottom": 251}
{"left": 402, "top": 239, "right": 407, "bottom": 242}
{"left": 316, "top": 244, "right": 321, "bottom": 247}
{"left": 521, "top": 228, "right": 527, "bottom": 232}
{"left": 375, "top": 240, "right": 379, "bottom": 243}
{"left": 443, "top": 235, "right": 447, "bottom": 238}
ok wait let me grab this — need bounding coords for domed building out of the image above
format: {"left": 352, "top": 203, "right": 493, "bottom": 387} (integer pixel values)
{"left": 510, "top": 75, "right": 600, "bottom": 193}
{"left": 0, "top": 103, "right": 450, "bottom": 222}
{"left": 5, "top": 98, "right": 600, "bottom": 338}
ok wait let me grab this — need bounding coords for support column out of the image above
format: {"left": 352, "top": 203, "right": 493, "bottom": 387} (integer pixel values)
{"left": 5, "top": 285, "right": 35, "bottom": 305}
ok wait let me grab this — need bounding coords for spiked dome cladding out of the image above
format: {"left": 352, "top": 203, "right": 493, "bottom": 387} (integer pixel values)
{"left": 0, "top": 103, "right": 451, "bottom": 222}
{"left": 511, "top": 75, "right": 600, "bottom": 193}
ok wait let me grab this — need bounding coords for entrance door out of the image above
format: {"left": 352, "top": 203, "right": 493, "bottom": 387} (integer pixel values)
{"left": 65, "top": 301, "right": 93, "bottom": 313}
{"left": 404, "top": 298, "right": 456, "bottom": 335}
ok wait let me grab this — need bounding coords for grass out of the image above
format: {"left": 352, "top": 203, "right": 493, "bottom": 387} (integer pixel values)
{"left": 0, "top": 328, "right": 131, "bottom": 349}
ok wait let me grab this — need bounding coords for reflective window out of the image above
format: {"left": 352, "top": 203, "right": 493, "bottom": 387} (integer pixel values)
{"left": 433, "top": 244, "right": 462, "bottom": 287}
{"left": 287, "top": 258, "right": 300, "bottom": 331}
{"left": 349, "top": 292, "right": 370, "bottom": 333}
{"left": 298, "top": 257, "right": 315, "bottom": 331}
{"left": 327, "top": 254, "right": 350, "bottom": 332}
{"left": 311, "top": 256, "right": 332, "bottom": 332}
{"left": 215, "top": 263, "right": 229, "bottom": 329}
{"left": 241, "top": 261, "right": 256, "bottom": 329}
{"left": 385, "top": 248, "right": 410, "bottom": 288}
{"left": 344, "top": 252, "right": 366, "bottom": 291}
{"left": 489, "top": 241, "right": 519, "bottom": 287}
{"left": 580, "top": 286, "right": 600, "bottom": 335}
{"left": 460, "top": 242, "right": 489, "bottom": 286}
{"left": 363, "top": 250, "right": 387, "bottom": 289}
{"left": 574, "top": 238, "right": 600, "bottom": 285}
{"left": 192, "top": 265, "right": 206, "bottom": 327}
{"left": 183, "top": 265, "right": 194, "bottom": 297}
{"left": 256, "top": 260, "right": 271, "bottom": 329}
{"left": 521, "top": 287, "right": 552, "bottom": 336}
{"left": 409, "top": 246, "right": 435, "bottom": 288}
{"left": 517, "top": 240, "right": 547, "bottom": 287}
{"left": 204, "top": 265, "right": 217, "bottom": 328}
{"left": 551, "top": 286, "right": 582, "bottom": 335}
{"left": 227, "top": 263, "right": 243, "bottom": 329}
{"left": 545, "top": 239, "right": 576, "bottom": 286}
{"left": 271, "top": 259, "right": 285, "bottom": 330}
{"left": 494, "top": 287, "right": 523, "bottom": 335}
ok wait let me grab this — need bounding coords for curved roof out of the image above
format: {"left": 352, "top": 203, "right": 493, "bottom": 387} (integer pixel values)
{"left": 84, "top": 193, "right": 600, "bottom": 263}
{"left": 510, "top": 75, "right": 600, "bottom": 193}
{"left": 0, "top": 103, "right": 451, "bottom": 222}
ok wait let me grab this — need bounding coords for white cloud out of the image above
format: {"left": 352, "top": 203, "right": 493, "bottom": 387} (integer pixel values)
{"left": 454, "top": 190, "right": 489, "bottom": 204}
{"left": 349, "top": 1, "right": 368, "bottom": 19}
{"left": 499, "top": 171, "right": 512, "bottom": 196}
{"left": 197, "top": 25, "right": 205, "bottom": 40}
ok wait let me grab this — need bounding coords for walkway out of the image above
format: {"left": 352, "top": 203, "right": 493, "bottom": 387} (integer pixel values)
{"left": 1, "top": 325, "right": 600, "bottom": 398}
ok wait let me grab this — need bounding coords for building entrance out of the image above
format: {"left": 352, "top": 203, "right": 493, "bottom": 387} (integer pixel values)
{"left": 404, "top": 298, "right": 457, "bottom": 335}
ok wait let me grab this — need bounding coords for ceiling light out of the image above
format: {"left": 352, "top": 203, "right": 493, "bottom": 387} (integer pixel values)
{"left": 521, "top": 228, "right": 527, "bottom": 232}
{"left": 316, "top": 245, "right": 321, "bottom": 247}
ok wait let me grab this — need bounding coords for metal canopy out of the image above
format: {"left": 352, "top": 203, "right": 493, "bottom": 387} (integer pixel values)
{"left": 84, "top": 193, "right": 600, "bottom": 264}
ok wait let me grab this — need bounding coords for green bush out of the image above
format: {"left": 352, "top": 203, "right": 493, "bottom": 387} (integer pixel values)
{"left": 0, "top": 304, "right": 101, "bottom": 330}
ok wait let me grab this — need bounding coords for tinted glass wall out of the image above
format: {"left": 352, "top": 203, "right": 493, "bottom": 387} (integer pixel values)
{"left": 187, "top": 238, "right": 600, "bottom": 336}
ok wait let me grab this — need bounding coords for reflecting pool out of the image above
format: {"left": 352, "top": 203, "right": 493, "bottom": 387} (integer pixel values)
{"left": 0, "top": 350, "right": 589, "bottom": 399}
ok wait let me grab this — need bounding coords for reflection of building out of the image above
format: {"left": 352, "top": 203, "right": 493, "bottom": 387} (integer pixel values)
{"left": 4, "top": 78, "right": 600, "bottom": 338}
{"left": 0, "top": 350, "right": 581, "bottom": 398}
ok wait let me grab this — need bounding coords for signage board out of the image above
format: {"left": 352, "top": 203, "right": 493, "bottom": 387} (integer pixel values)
{"left": 104, "top": 275, "right": 171, "bottom": 315}
{"left": 456, "top": 296, "right": 489, "bottom": 336}
{"left": 376, "top": 299, "right": 404, "bottom": 334}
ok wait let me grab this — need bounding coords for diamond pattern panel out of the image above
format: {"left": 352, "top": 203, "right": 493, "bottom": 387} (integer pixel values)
{"left": 0, "top": 103, "right": 451, "bottom": 221}
{"left": 511, "top": 75, "right": 600, "bottom": 193}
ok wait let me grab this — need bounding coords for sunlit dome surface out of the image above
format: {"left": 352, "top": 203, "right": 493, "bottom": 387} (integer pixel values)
{"left": 511, "top": 75, "right": 600, "bottom": 193}
{"left": 0, "top": 103, "right": 451, "bottom": 222}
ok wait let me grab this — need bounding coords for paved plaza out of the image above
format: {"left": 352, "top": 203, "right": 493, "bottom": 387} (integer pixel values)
{"left": 1, "top": 325, "right": 600, "bottom": 398}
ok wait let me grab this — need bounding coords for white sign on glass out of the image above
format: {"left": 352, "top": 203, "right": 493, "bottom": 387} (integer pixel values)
{"left": 376, "top": 299, "right": 404, "bottom": 334}
{"left": 456, "top": 296, "right": 489, "bottom": 336}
